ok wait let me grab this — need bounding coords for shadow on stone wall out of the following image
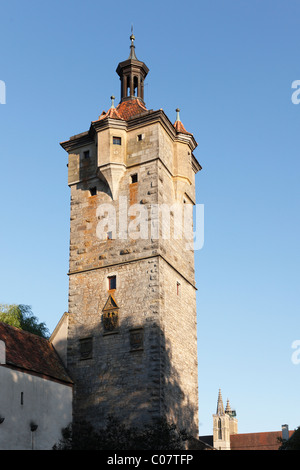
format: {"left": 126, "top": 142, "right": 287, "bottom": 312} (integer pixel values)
{"left": 53, "top": 317, "right": 198, "bottom": 440}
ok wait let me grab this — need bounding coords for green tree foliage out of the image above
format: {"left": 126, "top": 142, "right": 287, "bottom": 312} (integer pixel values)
{"left": 278, "top": 426, "right": 300, "bottom": 450}
{"left": 0, "top": 304, "right": 49, "bottom": 338}
{"left": 53, "top": 416, "right": 190, "bottom": 450}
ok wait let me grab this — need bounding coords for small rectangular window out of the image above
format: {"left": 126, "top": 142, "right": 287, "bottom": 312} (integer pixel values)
{"left": 83, "top": 150, "right": 90, "bottom": 159}
{"left": 107, "top": 231, "right": 113, "bottom": 240}
{"left": 130, "top": 328, "right": 144, "bottom": 351}
{"left": 89, "top": 187, "right": 97, "bottom": 196}
{"left": 113, "top": 136, "right": 121, "bottom": 145}
{"left": 137, "top": 134, "right": 143, "bottom": 141}
{"left": 108, "top": 275, "right": 116, "bottom": 290}
{"left": 131, "top": 173, "right": 138, "bottom": 184}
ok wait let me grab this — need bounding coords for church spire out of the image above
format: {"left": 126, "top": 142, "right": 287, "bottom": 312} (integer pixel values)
{"left": 225, "top": 399, "right": 231, "bottom": 414}
{"left": 216, "top": 389, "right": 225, "bottom": 415}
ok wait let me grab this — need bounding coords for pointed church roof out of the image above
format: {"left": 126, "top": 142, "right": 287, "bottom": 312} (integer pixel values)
{"left": 225, "top": 398, "right": 232, "bottom": 414}
{"left": 216, "top": 389, "right": 225, "bottom": 415}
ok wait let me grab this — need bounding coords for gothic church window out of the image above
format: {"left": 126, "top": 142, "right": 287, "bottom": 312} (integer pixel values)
{"left": 218, "top": 418, "right": 222, "bottom": 440}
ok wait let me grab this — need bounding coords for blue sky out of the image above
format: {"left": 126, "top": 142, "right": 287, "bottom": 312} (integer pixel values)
{"left": 0, "top": 0, "right": 299, "bottom": 437}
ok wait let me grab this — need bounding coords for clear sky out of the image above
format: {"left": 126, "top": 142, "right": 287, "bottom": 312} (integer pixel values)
{"left": 0, "top": 0, "right": 299, "bottom": 437}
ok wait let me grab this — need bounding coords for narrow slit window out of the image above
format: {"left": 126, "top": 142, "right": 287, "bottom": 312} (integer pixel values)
{"left": 108, "top": 275, "right": 116, "bottom": 290}
{"left": 131, "top": 173, "right": 138, "bottom": 184}
{"left": 21, "top": 392, "right": 24, "bottom": 405}
{"left": 113, "top": 136, "right": 121, "bottom": 145}
{"left": 89, "top": 187, "right": 97, "bottom": 196}
{"left": 177, "top": 282, "right": 181, "bottom": 296}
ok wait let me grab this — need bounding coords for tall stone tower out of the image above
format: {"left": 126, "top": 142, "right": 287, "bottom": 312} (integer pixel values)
{"left": 213, "top": 390, "right": 238, "bottom": 449}
{"left": 60, "top": 34, "right": 201, "bottom": 436}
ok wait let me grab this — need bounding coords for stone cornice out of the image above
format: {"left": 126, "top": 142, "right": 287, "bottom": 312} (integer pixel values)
{"left": 68, "top": 253, "right": 197, "bottom": 290}
{"left": 60, "top": 130, "right": 94, "bottom": 153}
{"left": 60, "top": 108, "right": 200, "bottom": 158}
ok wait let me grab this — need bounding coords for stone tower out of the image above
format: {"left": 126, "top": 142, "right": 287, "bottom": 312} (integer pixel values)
{"left": 60, "top": 34, "right": 201, "bottom": 436}
{"left": 213, "top": 390, "right": 238, "bottom": 449}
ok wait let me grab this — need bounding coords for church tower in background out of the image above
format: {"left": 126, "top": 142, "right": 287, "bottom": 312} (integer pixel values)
{"left": 213, "top": 389, "right": 238, "bottom": 449}
{"left": 60, "top": 33, "right": 201, "bottom": 436}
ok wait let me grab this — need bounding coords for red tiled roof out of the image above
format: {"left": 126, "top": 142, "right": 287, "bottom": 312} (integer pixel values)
{"left": 98, "top": 107, "right": 122, "bottom": 120}
{"left": 116, "top": 98, "right": 148, "bottom": 120}
{"left": 95, "top": 99, "right": 194, "bottom": 137}
{"left": 0, "top": 322, "right": 72, "bottom": 385}
{"left": 96, "top": 98, "right": 148, "bottom": 122}
{"left": 174, "top": 119, "right": 192, "bottom": 135}
{"left": 230, "top": 431, "right": 294, "bottom": 450}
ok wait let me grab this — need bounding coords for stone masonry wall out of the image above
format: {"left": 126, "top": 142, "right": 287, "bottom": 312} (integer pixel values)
{"left": 66, "top": 114, "right": 199, "bottom": 433}
{"left": 68, "top": 257, "right": 161, "bottom": 428}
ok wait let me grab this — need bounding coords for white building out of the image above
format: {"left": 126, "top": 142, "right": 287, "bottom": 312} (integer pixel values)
{"left": 0, "top": 321, "right": 73, "bottom": 450}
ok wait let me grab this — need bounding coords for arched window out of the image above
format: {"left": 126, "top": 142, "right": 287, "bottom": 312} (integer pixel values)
{"left": 218, "top": 418, "right": 222, "bottom": 440}
{"left": 133, "top": 76, "right": 138, "bottom": 96}
{"left": 126, "top": 76, "right": 130, "bottom": 97}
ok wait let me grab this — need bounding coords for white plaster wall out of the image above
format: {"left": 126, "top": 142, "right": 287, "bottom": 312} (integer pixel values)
{"left": 0, "top": 366, "right": 72, "bottom": 450}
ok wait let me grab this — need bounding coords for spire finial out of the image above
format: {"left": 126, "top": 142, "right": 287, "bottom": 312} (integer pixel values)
{"left": 110, "top": 95, "right": 115, "bottom": 109}
{"left": 129, "top": 25, "right": 137, "bottom": 60}
{"left": 175, "top": 108, "right": 181, "bottom": 122}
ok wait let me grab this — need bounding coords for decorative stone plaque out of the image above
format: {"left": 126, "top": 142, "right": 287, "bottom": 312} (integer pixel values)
{"left": 102, "top": 294, "right": 119, "bottom": 333}
{"left": 102, "top": 310, "right": 119, "bottom": 331}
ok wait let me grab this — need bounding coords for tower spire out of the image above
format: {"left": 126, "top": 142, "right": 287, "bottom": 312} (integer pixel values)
{"left": 216, "top": 389, "right": 225, "bottom": 415}
{"left": 225, "top": 398, "right": 231, "bottom": 414}
{"left": 116, "top": 32, "right": 149, "bottom": 104}
{"left": 129, "top": 25, "right": 137, "bottom": 60}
